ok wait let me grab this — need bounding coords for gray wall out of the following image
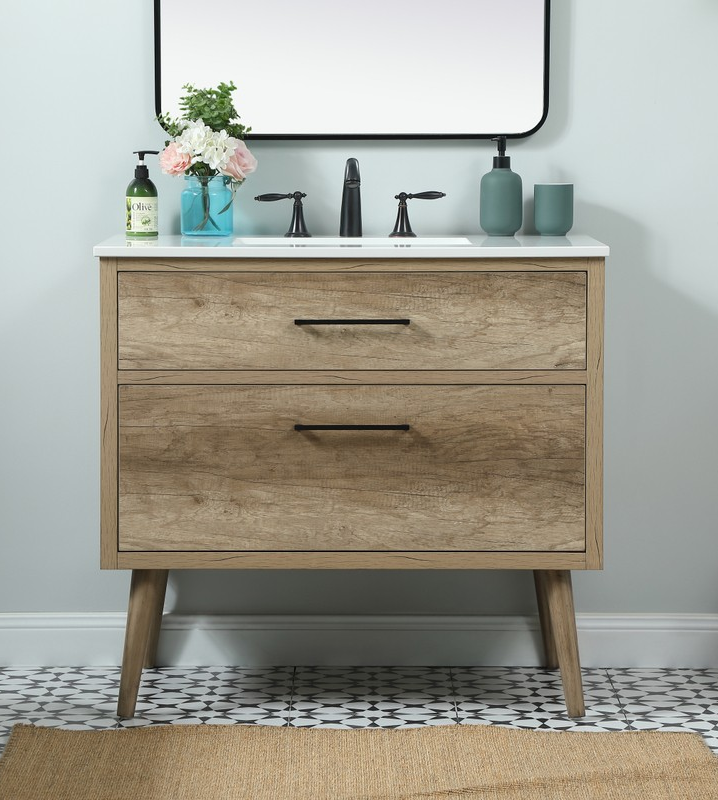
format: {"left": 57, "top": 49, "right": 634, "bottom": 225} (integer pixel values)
{"left": 2, "top": 0, "right": 718, "bottom": 620}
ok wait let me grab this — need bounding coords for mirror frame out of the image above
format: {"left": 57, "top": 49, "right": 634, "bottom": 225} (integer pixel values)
{"left": 154, "top": 0, "right": 550, "bottom": 141}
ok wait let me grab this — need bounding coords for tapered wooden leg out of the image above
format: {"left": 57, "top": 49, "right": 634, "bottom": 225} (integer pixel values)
{"left": 117, "top": 569, "right": 168, "bottom": 719}
{"left": 538, "top": 569, "right": 585, "bottom": 718}
{"left": 533, "top": 570, "right": 558, "bottom": 669}
{"left": 144, "top": 570, "right": 169, "bottom": 668}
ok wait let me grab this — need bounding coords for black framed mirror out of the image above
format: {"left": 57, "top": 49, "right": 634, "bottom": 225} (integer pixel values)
{"left": 155, "top": 0, "right": 550, "bottom": 140}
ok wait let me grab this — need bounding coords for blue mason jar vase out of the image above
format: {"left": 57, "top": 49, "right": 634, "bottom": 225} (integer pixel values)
{"left": 181, "top": 175, "right": 233, "bottom": 236}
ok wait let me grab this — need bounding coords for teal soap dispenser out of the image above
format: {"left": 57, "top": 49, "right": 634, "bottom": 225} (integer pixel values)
{"left": 479, "top": 136, "right": 522, "bottom": 236}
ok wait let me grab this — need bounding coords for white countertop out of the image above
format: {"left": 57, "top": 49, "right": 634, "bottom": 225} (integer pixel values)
{"left": 94, "top": 234, "right": 609, "bottom": 259}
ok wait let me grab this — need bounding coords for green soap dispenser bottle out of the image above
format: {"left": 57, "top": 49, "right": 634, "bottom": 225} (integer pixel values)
{"left": 126, "top": 150, "right": 159, "bottom": 238}
{"left": 479, "top": 136, "right": 522, "bottom": 236}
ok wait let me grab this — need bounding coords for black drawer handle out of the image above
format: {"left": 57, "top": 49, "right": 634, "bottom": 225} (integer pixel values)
{"left": 294, "top": 424, "right": 410, "bottom": 431}
{"left": 294, "top": 318, "right": 410, "bottom": 326}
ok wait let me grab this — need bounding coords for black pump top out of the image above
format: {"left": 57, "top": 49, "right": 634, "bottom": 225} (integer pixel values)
{"left": 492, "top": 136, "right": 511, "bottom": 169}
{"left": 133, "top": 150, "right": 159, "bottom": 179}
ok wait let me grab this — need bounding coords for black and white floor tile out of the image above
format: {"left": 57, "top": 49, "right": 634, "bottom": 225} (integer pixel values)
{"left": 2, "top": 666, "right": 718, "bottom": 756}
{"left": 606, "top": 668, "right": 718, "bottom": 751}
{"left": 201, "top": 667, "right": 294, "bottom": 727}
{"left": 453, "top": 667, "right": 630, "bottom": 731}
{"left": 290, "top": 667, "right": 457, "bottom": 729}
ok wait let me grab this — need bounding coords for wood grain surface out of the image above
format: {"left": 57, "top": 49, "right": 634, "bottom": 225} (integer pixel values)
{"left": 118, "top": 385, "right": 585, "bottom": 553}
{"left": 585, "top": 259, "right": 604, "bottom": 568}
{"left": 100, "top": 258, "right": 119, "bottom": 569}
{"left": 118, "top": 272, "right": 586, "bottom": 371}
{"left": 115, "top": 551, "right": 590, "bottom": 570}
{"left": 114, "top": 256, "right": 591, "bottom": 273}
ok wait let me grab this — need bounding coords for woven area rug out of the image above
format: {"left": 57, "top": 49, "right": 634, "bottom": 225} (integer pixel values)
{"left": 1, "top": 723, "right": 717, "bottom": 799}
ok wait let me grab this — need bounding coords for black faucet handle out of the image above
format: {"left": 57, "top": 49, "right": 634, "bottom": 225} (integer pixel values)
{"left": 394, "top": 191, "right": 447, "bottom": 201}
{"left": 255, "top": 192, "right": 299, "bottom": 202}
{"left": 255, "top": 191, "right": 311, "bottom": 237}
{"left": 410, "top": 191, "right": 446, "bottom": 200}
{"left": 390, "top": 191, "right": 446, "bottom": 237}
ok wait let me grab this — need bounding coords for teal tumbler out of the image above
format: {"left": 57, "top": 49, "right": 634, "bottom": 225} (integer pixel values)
{"left": 534, "top": 183, "right": 573, "bottom": 236}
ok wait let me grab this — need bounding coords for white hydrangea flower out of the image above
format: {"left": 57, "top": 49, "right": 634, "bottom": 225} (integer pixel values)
{"left": 202, "top": 131, "right": 239, "bottom": 171}
{"left": 176, "top": 119, "right": 212, "bottom": 158}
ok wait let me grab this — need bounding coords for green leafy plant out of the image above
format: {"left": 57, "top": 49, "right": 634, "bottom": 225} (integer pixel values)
{"left": 158, "top": 81, "right": 251, "bottom": 140}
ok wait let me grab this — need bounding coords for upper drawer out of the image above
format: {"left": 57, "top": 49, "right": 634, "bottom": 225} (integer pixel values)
{"left": 118, "top": 272, "right": 586, "bottom": 370}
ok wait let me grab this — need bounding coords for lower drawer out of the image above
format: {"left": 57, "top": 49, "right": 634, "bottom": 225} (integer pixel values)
{"left": 118, "top": 385, "right": 585, "bottom": 553}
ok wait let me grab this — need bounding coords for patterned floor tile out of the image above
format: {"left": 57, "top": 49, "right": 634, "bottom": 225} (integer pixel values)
{"left": 608, "top": 668, "right": 718, "bottom": 716}
{"left": 204, "top": 667, "right": 294, "bottom": 726}
{"left": 116, "top": 668, "right": 223, "bottom": 728}
{"left": 0, "top": 726, "right": 13, "bottom": 752}
{"left": 3, "top": 666, "right": 718, "bottom": 756}
{"left": 289, "top": 666, "right": 457, "bottom": 729}
{"left": 607, "top": 668, "right": 718, "bottom": 751}
{"left": 0, "top": 667, "right": 121, "bottom": 733}
{"left": 453, "top": 667, "right": 631, "bottom": 732}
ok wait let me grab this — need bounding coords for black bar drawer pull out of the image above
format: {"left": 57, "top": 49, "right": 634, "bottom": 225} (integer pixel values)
{"left": 294, "top": 424, "right": 410, "bottom": 431}
{"left": 294, "top": 318, "right": 410, "bottom": 326}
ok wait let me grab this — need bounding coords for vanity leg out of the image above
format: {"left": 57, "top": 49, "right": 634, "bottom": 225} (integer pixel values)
{"left": 539, "top": 569, "right": 585, "bottom": 718}
{"left": 144, "top": 569, "right": 169, "bottom": 668}
{"left": 533, "top": 570, "right": 558, "bottom": 668}
{"left": 117, "top": 569, "right": 168, "bottom": 719}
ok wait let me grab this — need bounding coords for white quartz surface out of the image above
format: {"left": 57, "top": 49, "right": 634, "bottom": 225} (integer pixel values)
{"left": 94, "top": 234, "right": 609, "bottom": 259}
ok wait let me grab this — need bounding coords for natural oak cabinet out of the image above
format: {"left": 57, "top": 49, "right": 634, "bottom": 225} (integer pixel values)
{"left": 97, "top": 236, "right": 606, "bottom": 720}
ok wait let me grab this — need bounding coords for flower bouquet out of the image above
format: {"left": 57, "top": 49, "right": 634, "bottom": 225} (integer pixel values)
{"left": 158, "top": 81, "right": 257, "bottom": 235}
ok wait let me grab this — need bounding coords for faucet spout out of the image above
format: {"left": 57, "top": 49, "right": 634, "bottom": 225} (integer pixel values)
{"left": 340, "top": 158, "right": 362, "bottom": 237}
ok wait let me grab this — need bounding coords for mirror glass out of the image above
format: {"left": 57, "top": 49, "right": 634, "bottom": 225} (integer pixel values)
{"left": 156, "top": 0, "right": 549, "bottom": 139}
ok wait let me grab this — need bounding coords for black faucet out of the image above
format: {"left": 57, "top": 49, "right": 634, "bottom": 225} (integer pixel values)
{"left": 339, "top": 158, "right": 362, "bottom": 237}
{"left": 254, "top": 191, "right": 311, "bottom": 237}
{"left": 389, "top": 191, "right": 446, "bottom": 237}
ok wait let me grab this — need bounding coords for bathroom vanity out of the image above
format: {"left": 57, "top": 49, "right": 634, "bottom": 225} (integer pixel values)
{"left": 95, "top": 234, "right": 607, "bottom": 719}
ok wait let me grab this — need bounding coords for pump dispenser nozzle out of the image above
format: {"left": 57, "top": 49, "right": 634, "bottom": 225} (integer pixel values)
{"left": 133, "top": 150, "right": 159, "bottom": 179}
{"left": 491, "top": 136, "right": 510, "bottom": 169}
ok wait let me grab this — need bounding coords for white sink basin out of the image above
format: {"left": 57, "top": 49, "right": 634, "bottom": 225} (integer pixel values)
{"left": 235, "top": 236, "right": 472, "bottom": 246}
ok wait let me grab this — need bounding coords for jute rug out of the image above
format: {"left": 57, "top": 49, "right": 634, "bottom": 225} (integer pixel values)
{"left": 1, "top": 723, "right": 717, "bottom": 799}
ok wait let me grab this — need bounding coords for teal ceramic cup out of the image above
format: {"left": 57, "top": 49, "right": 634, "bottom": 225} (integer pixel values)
{"left": 534, "top": 183, "right": 573, "bottom": 236}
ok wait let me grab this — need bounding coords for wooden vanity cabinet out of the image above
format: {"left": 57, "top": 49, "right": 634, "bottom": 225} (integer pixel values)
{"left": 99, "top": 254, "right": 604, "bottom": 719}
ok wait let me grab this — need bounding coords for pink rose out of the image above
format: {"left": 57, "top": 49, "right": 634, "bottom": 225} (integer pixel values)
{"left": 220, "top": 140, "right": 257, "bottom": 182}
{"left": 159, "top": 142, "right": 191, "bottom": 176}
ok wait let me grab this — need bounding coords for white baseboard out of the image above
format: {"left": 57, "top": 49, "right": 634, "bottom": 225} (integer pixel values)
{"left": 1, "top": 613, "right": 717, "bottom": 668}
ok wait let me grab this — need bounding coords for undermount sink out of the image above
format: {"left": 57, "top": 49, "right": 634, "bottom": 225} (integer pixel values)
{"left": 235, "top": 236, "right": 472, "bottom": 246}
